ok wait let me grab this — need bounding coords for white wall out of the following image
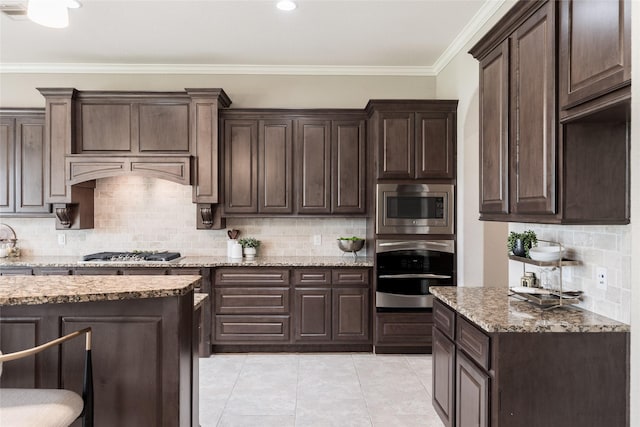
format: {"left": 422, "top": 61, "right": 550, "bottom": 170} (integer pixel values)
{"left": 0, "top": 73, "right": 436, "bottom": 108}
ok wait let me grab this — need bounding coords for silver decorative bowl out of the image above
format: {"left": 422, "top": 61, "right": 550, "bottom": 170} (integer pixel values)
{"left": 337, "top": 239, "right": 365, "bottom": 257}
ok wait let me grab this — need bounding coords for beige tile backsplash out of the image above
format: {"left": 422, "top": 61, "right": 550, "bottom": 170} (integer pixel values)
{"left": 2, "top": 176, "right": 367, "bottom": 259}
{"left": 509, "top": 223, "right": 631, "bottom": 324}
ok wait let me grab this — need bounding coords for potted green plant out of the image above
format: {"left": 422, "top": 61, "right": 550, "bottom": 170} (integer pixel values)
{"left": 238, "top": 237, "right": 261, "bottom": 259}
{"left": 507, "top": 230, "right": 537, "bottom": 258}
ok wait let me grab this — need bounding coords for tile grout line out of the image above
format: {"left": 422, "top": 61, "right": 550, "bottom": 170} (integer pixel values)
{"left": 294, "top": 354, "right": 300, "bottom": 426}
{"left": 351, "top": 353, "right": 375, "bottom": 427}
{"left": 214, "top": 354, "right": 247, "bottom": 427}
{"left": 403, "top": 355, "right": 433, "bottom": 399}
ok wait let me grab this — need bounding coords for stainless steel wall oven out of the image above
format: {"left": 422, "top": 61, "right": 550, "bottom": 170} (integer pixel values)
{"left": 375, "top": 239, "right": 455, "bottom": 309}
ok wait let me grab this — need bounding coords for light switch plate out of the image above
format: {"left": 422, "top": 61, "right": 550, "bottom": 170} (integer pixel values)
{"left": 313, "top": 235, "right": 321, "bottom": 246}
{"left": 596, "top": 267, "right": 607, "bottom": 290}
{"left": 57, "top": 233, "right": 66, "bottom": 245}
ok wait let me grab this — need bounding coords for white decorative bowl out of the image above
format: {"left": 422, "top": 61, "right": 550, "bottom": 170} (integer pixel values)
{"left": 529, "top": 246, "right": 563, "bottom": 262}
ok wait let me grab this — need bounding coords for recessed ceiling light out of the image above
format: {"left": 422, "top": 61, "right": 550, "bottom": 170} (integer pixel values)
{"left": 276, "top": 0, "right": 296, "bottom": 11}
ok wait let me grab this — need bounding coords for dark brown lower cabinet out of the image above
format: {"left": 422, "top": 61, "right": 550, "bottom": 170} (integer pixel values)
{"left": 456, "top": 351, "right": 489, "bottom": 427}
{"left": 294, "top": 288, "right": 332, "bottom": 341}
{"left": 375, "top": 311, "right": 434, "bottom": 353}
{"left": 0, "top": 292, "right": 195, "bottom": 427}
{"left": 432, "top": 327, "right": 455, "bottom": 427}
{"left": 332, "top": 287, "right": 369, "bottom": 341}
{"left": 432, "top": 298, "right": 630, "bottom": 427}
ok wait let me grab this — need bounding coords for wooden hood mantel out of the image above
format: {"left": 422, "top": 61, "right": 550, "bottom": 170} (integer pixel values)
{"left": 37, "top": 88, "right": 231, "bottom": 230}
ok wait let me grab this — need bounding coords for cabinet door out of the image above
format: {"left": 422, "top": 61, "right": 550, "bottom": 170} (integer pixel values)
{"left": 478, "top": 40, "right": 509, "bottom": 216}
{"left": 294, "top": 288, "right": 331, "bottom": 341}
{"left": 0, "top": 117, "right": 15, "bottom": 213}
{"left": 456, "top": 351, "right": 489, "bottom": 427}
{"left": 15, "top": 117, "right": 48, "bottom": 213}
{"left": 559, "top": 0, "right": 631, "bottom": 109}
{"left": 259, "top": 119, "right": 293, "bottom": 214}
{"left": 332, "top": 287, "right": 369, "bottom": 342}
{"left": 377, "top": 112, "right": 415, "bottom": 179}
{"left": 416, "top": 112, "right": 455, "bottom": 179}
{"left": 433, "top": 327, "right": 456, "bottom": 427}
{"left": 296, "top": 119, "right": 331, "bottom": 214}
{"left": 331, "top": 120, "right": 366, "bottom": 214}
{"left": 510, "top": 3, "right": 557, "bottom": 215}
{"left": 224, "top": 119, "right": 258, "bottom": 214}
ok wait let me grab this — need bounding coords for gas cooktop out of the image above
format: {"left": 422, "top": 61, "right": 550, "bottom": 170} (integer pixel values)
{"left": 81, "top": 251, "right": 182, "bottom": 262}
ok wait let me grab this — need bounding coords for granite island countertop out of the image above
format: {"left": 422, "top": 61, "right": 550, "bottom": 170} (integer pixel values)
{"left": 430, "top": 286, "right": 630, "bottom": 333}
{"left": 0, "top": 275, "right": 201, "bottom": 306}
{"left": 0, "top": 255, "right": 373, "bottom": 268}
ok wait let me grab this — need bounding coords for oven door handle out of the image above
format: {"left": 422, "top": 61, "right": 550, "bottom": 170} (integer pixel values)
{"left": 378, "top": 241, "right": 449, "bottom": 247}
{"left": 378, "top": 273, "right": 452, "bottom": 279}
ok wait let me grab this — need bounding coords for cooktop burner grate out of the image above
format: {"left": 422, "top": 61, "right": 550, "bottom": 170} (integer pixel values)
{"left": 82, "top": 251, "right": 182, "bottom": 262}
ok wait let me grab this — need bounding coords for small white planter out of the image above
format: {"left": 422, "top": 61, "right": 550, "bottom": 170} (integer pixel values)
{"left": 243, "top": 247, "right": 257, "bottom": 259}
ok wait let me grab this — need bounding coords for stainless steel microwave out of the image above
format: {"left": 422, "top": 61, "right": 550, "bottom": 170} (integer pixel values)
{"left": 376, "top": 183, "right": 454, "bottom": 235}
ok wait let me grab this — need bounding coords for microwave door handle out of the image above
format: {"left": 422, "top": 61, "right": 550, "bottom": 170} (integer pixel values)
{"left": 378, "top": 274, "right": 452, "bottom": 279}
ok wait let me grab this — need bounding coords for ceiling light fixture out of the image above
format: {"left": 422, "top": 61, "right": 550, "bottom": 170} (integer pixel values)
{"left": 27, "top": 0, "right": 81, "bottom": 29}
{"left": 276, "top": 0, "right": 297, "bottom": 11}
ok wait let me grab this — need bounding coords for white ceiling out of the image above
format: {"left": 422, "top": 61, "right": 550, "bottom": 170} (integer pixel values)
{"left": 0, "top": 0, "right": 504, "bottom": 76}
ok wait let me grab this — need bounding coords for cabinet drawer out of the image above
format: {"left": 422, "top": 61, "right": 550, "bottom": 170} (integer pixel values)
{"left": 214, "top": 315, "right": 290, "bottom": 342}
{"left": 292, "top": 269, "right": 331, "bottom": 286}
{"left": 215, "top": 287, "right": 290, "bottom": 314}
{"left": 121, "top": 268, "right": 169, "bottom": 275}
{"left": 0, "top": 267, "right": 33, "bottom": 276}
{"left": 433, "top": 298, "right": 456, "bottom": 340}
{"left": 73, "top": 268, "right": 121, "bottom": 275}
{"left": 32, "top": 267, "right": 72, "bottom": 276}
{"left": 331, "top": 269, "right": 369, "bottom": 286}
{"left": 215, "top": 268, "right": 289, "bottom": 286}
{"left": 457, "top": 316, "right": 490, "bottom": 370}
{"left": 376, "top": 312, "right": 433, "bottom": 344}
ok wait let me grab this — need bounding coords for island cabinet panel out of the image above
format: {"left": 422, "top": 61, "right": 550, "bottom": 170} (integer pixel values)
{"left": 0, "top": 292, "right": 195, "bottom": 427}
{"left": 559, "top": 0, "right": 631, "bottom": 113}
{"left": 0, "top": 318, "right": 41, "bottom": 388}
{"left": 0, "top": 110, "right": 50, "bottom": 216}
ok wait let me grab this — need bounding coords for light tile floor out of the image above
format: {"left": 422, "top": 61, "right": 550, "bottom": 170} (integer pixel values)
{"left": 199, "top": 353, "right": 446, "bottom": 427}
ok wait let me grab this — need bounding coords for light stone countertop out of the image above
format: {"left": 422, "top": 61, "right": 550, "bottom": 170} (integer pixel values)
{"left": 430, "top": 286, "right": 630, "bottom": 333}
{"left": 193, "top": 292, "right": 208, "bottom": 309}
{"left": 0, "top": 275, "right": 201, "bottom": 306}
{"left": 0, "top": 255, "right": 373, "bottom": 268}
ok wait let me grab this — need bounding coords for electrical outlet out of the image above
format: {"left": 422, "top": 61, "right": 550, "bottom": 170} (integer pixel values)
{"left": 313, "top": 235, "right": 322, "bottom": 246}
{"left": 596, "top": 267, "right": 607, "bottom": 290}
{"left": 57, "top": 233, "right": 66, "bottom": 246}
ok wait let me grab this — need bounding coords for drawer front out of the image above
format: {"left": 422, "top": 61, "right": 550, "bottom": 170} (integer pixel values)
{"left": 215, "top": 287, "right": 290, "bottom": 314}
{"left": 215, "top": 268, "right": 290, "bottom": 286}
{"left": 457, "top": 316, "right": 490, "bottom": 370}
{"left": 433, "top": 298, "right": 456, "bottom": 340}
{"left": 121, "top": 268, "right": 169, "bottom": 275}
{"left": 32, "top": 267, "right": 73, "bottom": 276}
{"left": 331, "top": 268, "right": 369, "bottom": 286}
{"left": 292, "top": 269, "right": 331, "bottom": 286}
{"left": 376, "top": 312, "right": 433, "bottom": 344}
{"left": 74, "top": 267, "right": 121, "bottom": 275}
{"left": 0, "top": 267, "right": 33, "bottom": 276}
{"left": 214, "top": 315, "right": 290, "bottom": 342}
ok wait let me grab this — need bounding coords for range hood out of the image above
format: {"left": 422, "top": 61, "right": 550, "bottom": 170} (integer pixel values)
{"left": 38, "top": 88, "right": 231, "bottom": 230}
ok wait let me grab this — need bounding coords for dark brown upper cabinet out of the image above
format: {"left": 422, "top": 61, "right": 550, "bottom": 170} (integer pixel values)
{"left": 0, "top": 109, "right": 50, "bottom": 217}
{"left": 295, "top": 118, "right": 366, "bottom": 215}
{"left": 365, "top": 100, "right": 457, "bottom": 181}
{"left": 470, "top": 0, "right": 629, "bottom": 225}
{"left": 559, "top": 0, "right": 631, "bottom": 120}
{"left": 222, "top": 110, "right": 366, "bottom": 217}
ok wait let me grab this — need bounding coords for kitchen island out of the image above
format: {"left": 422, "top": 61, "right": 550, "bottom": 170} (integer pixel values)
{"left": 0, "top": 275, "right": 201, "bottom": 427}
{"left": 430, "top": 286, "right": 630, "bottom": 427}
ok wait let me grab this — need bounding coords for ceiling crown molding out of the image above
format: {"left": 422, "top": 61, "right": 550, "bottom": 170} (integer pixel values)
{"left": 431, "top": 0, "right": 507, "bottom": 74}
{"left": 0, "top": 62, "right": 436, "bottom": 77}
